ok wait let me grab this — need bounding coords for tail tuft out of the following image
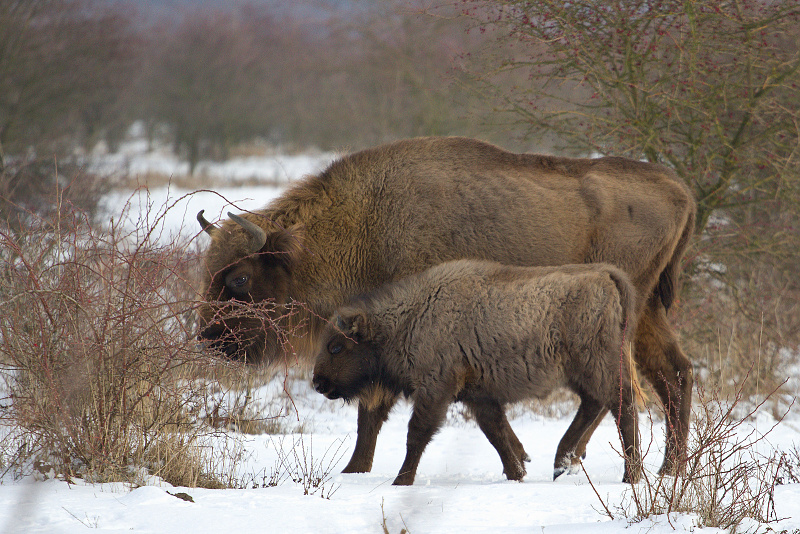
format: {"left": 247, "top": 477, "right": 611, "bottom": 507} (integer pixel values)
{"left": 625, "top": 342, "right": 648, "bottom": 408}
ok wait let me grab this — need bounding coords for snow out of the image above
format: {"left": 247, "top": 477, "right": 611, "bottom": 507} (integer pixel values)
{"left": 88, "top": 137, "right": 337, "bottom": 187}
{"left": 2, "top": 386, "right": 800, "bottom": 533}
{"left": 2, "top": 145, "right": 800, "bottom": 533}
{"left": 99, "top": 185, "right": 287, "bottom": 245}
{"left": 92, "top": 138, "right": 336, "bottom": 244}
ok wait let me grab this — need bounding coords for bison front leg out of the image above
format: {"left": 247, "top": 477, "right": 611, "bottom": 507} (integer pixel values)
{"left": 393, "top": 390, "right": 452, "bottom": 486}
{"left": 342, "top": 393, "right": 397, "bottom": 473}
{"left": 464, "top": 398, "right": 526, "bottom": 481}
{"left": 553, "top": 397, "right": 605, "bottom": 480}
{"left": 635, "top": 301, "right": 692, "bottom": 477}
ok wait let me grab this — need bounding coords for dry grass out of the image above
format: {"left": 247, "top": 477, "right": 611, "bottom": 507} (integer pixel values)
{"left": 675, "top": 252, "right": 800, "bottom": 406}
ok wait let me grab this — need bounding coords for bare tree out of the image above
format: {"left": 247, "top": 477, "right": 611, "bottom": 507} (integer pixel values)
{"left": 459, "top": 0, "right": 800, "bottom": 386}
{"left": 283, "top": 0, "right": 493, "bottom": 149}
{"left": 141, "top": 8, "right": 276, "bottom": 174}
{"left": 0, "top": 0, "right": 139, "bottom": 169}
{"left": 460, "top": 0, "right": 800, "bottom": 233}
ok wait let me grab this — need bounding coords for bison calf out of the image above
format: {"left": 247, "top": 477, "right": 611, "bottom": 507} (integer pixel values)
{"left": 313, "top": 260, "right": 642, "bottom": 486}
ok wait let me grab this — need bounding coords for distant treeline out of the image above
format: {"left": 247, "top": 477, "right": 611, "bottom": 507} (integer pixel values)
{"left": 0, "top": 0, "right": 507, "bottom": 173}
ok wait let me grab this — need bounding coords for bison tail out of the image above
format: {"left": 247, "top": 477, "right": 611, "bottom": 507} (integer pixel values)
{"left": 607, "top": 267, "right": 647, "bottom": 408}
{"left": 656, "top": 196, "right": 696, "bottom": 311}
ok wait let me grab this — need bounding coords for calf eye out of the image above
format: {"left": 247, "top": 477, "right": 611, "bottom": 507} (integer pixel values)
{"left": 329, "top": 343, "right": 343, "bottom": 355}
{"left": 231, "top": 275, "right": 248, "bottom": 288}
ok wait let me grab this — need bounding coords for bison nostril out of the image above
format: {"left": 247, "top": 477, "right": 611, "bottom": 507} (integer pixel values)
{"left": 312, "top": 376, "right": 327, "bottom": 393}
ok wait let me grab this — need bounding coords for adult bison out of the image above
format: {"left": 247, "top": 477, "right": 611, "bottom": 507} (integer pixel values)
{"left": 312, "top": 260, "right": 643, "bottom": 485}
{"left": 196, "top": 136, "right": 695, "bottom": 476}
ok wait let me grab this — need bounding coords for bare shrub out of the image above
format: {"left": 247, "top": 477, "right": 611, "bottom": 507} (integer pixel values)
{"left": 675, "top": 261, "right": 799, "bottom": 406}
{"left": 381, "top": 498, "right": 410, "bottom": 534}
{"left": 0, "top": 195, "right": 238, "bottom": 487}
{"left": 233, "top": 434, "right": 346, "bottom": 499}
{"left": 593, "top": 375, "right": 794, "bottom": 530}
{"left": 272, "top": 434, "right": 345, "bottom": 498}
{"left": 774, "top": 443, "right": 800, "bottom": 487}
{"left": 0, "top": 158, "right": 111, "bottom": 231}
{"left": 193, "top": 364, "right": 307, "bottom": 436}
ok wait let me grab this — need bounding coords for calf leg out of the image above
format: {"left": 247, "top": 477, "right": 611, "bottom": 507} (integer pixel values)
{"left": 464, "top": 398, "right": 526, "bottom": 481}
{"left": 554, "top": 396, "right": 605, "bottom": 480}
{"left": 572, "top": 406, "right": 608, "bottom": 463}
{"left": 503, "top": 417, "right": 531, "bottom": 463}
{"left": 610, "top": 386, "right": 642, "bottom": 483}
{"left": 393, "top": 389, "right": 453, "bottom": 486}
{"left": 635, "top": 297, "right": 693, "bottom": 476}
{"left": 345, "top": 390, "right": 528, "bottom": 475}
{"left": 342, "top": 395, "right": 397, "bottom": 473}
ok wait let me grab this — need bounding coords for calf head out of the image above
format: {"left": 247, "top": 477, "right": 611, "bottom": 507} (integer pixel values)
{"left": 196, "top": 210, "right": 304, "bottom": 364}
{"left": 312, "top": 307, "right": 378, "bottom": 401}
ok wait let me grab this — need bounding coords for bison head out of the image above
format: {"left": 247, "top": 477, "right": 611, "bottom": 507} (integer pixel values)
{"left": 196, "top": 210, "right": 304, "bottom": 364}
{"left": 312, "top": 308, "right": 378, "bottom": 401}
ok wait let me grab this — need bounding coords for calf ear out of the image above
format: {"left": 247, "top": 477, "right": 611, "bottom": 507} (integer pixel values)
{"left": 264, "top": 224, "right": 305, "bottom": 273}
{"left": 335, "top": 309, "right": 371, "bottom": 340}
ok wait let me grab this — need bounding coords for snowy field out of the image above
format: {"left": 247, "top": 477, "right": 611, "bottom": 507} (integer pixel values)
{"left": 2, "top": 382, "right": 799, "bottom": 534}
{"left": 93, "top": 138, "right": 337, "bottom": 244}
{"left": 1, "top": 144, "right": 799, "bottom": 533}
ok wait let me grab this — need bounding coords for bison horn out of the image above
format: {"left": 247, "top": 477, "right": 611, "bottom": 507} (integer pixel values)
{"left": 334, "top": 314, "right": 346, "bottom": 331}
{"left": 197, "top": 210, "right": 217, "bottom": 236}
{"left": 228, "top": 212, "right": 267, "bottom": 254}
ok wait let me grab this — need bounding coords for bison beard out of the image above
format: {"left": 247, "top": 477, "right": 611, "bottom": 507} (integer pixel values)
{"left": 195, "top": 136, "right": 696, "bottom": 478}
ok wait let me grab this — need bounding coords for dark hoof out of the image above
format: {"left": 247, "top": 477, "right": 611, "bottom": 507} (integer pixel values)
{"left": 553, "top": 466, "right": 566, "bottom": 480}
{"left": 503, "top": 459, "right": 526, "bottom": 481}
{"left": 341, "top": 460, "right": 372, "bottom": 474}
{"left": 657, "top": 458, "right": 681, "bottom": 477}
{"left": 622, "top": 470, "right": 642, "bottom": 484}
{"left": 392, "top": 474, "right": 414, "bottom": 486}
{"left": 553, "top": 454, "right": 582, "bottom": 480}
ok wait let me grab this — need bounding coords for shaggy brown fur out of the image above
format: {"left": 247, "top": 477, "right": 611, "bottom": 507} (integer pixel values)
{"left": 312, "top": 260, "right": 643, "bottom": 485}
{"left": 195, "top": 136, "right": 695, "bottom": 476}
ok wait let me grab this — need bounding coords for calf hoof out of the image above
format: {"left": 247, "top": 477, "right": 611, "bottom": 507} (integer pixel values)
{"left": 392, "top": 473, "right": 415, "bottom": 486}
{"left": 503, "top": 460, "right": 526, "bottom": 481}
{"left": 553, "top": 455, "right": 582, "bottom": 480}
{"left": 553, "top": 466, "right": 566, "bottom": 481}
{"left": 622, "top": 469, "right": 641, "bottom": 484}
{"left": 342, "top": 466, "right": 369, "bottom": 474}
{"left": 656, "top": 455, "right": 682, "bottom": 477}
{"left": 623, "top": 461, "right": 643, "bottom": 484}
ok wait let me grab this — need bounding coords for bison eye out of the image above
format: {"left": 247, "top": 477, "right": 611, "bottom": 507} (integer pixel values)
{"left": 328, "top": 343, "right": 343, "bottom": 355}
{"left": 231, "top": 275, "right": 248, "bottom": 288}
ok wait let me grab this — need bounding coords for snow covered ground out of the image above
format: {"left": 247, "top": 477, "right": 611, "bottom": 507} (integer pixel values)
{"left": 2, "top": 144, "right": 799, "bottom": 533}
{"left": 93, "top": 137, "right": 336, "bottom": 243}
{"left": 1, "top": 381, "right": 799, "bottom": 534}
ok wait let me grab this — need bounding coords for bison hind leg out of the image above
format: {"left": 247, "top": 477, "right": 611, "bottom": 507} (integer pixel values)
{"left": 553, "top": 396, "right": 606, "bottom": 480}
{"left": 463, "top": 397, "right": 526, "bottom": 481}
